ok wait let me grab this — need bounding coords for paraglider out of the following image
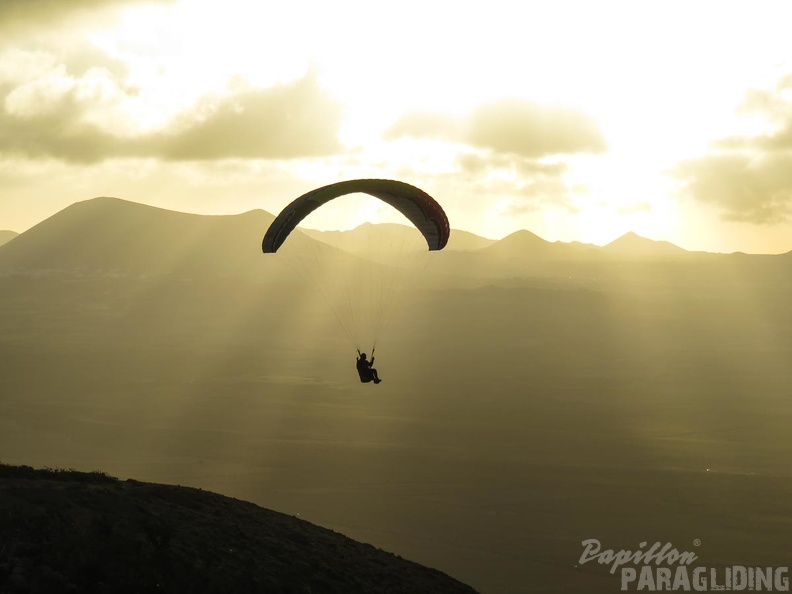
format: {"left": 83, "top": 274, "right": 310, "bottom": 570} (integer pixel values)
{"left": 263, "top": 179, "right": 450, "bottom": 383}
{"left": 356, "top": 349, "right": 381, "bottom": 384}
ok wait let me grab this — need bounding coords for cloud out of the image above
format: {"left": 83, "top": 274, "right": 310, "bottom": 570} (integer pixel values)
{"left": 502, "top": 176, "right": 577, "bottom": 215}
{"left": 676, "top": 153, "right": 792, "bottom": 224}
{"left": 383, "top": 111, "right": 463, "bottom": 143}
{"left": 385, "top": 98, "right": 606, "bottom": 158}
{"left": 456, "top": 151, "right": 565, "bottom": 176}
{"left": 382, "top": 99, "right": 599, "bottom": 216}
{"left": 0, "top": 72, "right": 343, "bottom": 162}
{"left": 150, "top": 77, "right": 342, "bottom": 160}
{"left": 617, "top": 202, "right": 652, "bottom": 215}
{"left": 0, "top": 0, "right": 175, "bottom": 33}
{"left": 0, "top": 79, "right": 113, "bottom": 162}
{"left": 454, "top": 151, "right": 574, "bottom": 214}
{"left": 675, "top": 73, "right": 792, "bottom": 224}
{"left": 468, "top": 99, "right": 606, "bottom": 157}
{"left": 737, "top": 88, "right": 792, "bottom": 125}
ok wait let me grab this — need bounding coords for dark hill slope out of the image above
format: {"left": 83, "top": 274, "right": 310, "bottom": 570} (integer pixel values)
{"left": 0, "top": 465, "right": 479, "bottom": 594}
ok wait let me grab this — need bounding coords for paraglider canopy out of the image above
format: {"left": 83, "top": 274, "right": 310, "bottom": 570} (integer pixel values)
{"left": 261, "top": 178, "right": 450, "bottom": 352}
{"left": 262, "top": 179, "right": 450, "bottom": 253}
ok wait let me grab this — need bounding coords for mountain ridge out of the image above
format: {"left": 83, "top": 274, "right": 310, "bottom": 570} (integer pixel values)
{"left": 603, "top": 231, "right": 689, "bottom": 257}
{"left": 0, "top": 197, "right": 781, "bottom": 286}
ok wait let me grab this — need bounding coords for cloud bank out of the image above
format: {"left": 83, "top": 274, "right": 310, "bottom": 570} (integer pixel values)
{"left": 0, "top": 72, "right": 343, "bottom": 162}
{"left": 384, "top": 99, "right": 605, "bottom": 217}
{"left": 676, "top": 74, "right": 792, "bottom": 224}
{"left": 0, "top": 0, "right": 176, "bottom": 32}
{"left": 385, "top": 98, "right": 607, "bottom": 158}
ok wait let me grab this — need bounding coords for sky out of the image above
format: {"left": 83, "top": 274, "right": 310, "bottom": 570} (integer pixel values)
{"left": 1, "top": 0, "right": 792, "bottom": 253}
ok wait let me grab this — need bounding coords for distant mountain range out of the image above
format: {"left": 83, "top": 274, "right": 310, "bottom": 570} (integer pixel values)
{"left": 0, "top": 197, "right": 787, "bottom": 286}
{"left": 301, "top": 223, "right": 689, "bottom": 260}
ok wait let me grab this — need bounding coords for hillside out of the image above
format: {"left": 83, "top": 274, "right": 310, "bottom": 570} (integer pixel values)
{"left": 602, "top": 231, "right": 688, "bottom": 257}
{"left": 296, "top": 223, "right": 497, "bottom": 257}
{"left": 282, "top": 223, "right": 495, "bottom": 254}
{"left": 482, "top": 230, "right": 691, "bottom": 261}
{"left": 300, "top": 222, "right": 425, "bottom": 255}
{"left": 481, "top": 229, "right": 552, "bottom": 258}
{"left": 0, "top": 198, "right": 342, "bottom": 280}
{"left": 480, "top": 230, "right": 600, "bottom": 261}
{"left": 0, "top": 198, "right": 268, "bottom": 276}
{"left": 444, "top": 229, "right": 497, "bottom": 251}
{"left": 0, "top": 464, "right": 479, "bottom": 594}
{"left": 0, "top": 230, "right": 17, "bottom": 247}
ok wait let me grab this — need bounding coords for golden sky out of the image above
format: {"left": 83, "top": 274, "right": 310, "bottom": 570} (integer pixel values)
{"left": 1, "top": 0, "right": 792, "bottom": 253}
